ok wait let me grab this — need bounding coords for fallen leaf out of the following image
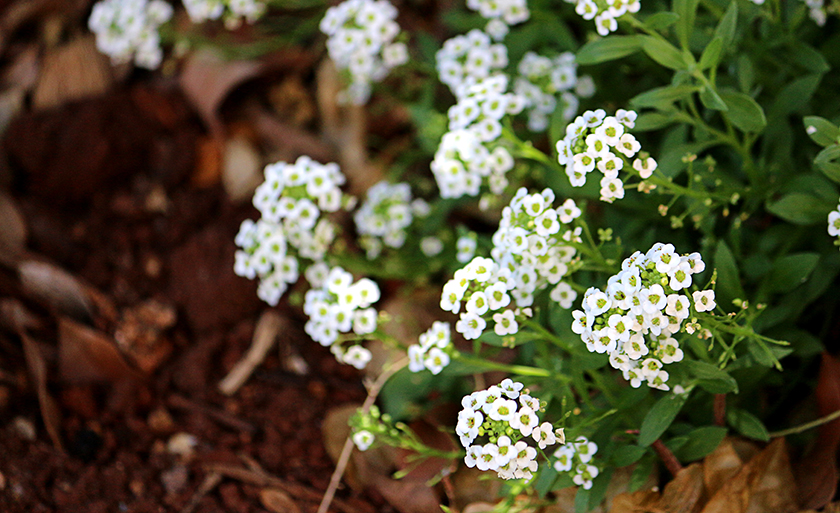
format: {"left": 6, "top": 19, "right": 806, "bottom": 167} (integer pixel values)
{"left": 32, "top": 36, "right": 112, "bottom": 110}
{"left": 657, "top": 463, "right": 706, "bottom": 513}
{"left": 0, "top": 191, "right": 27, "bottom": 266}
{"left": 703, "top": 438, "right": 745, "bottom": 497}
{"left": 259, "top": 488, "right": 302, "bottom": 513}
{"left": 58, "top": 317, "right": 141, "bottom": 384}
{"left": 796, "top": 352, "right": 840, "bottom": 510}
{"left": 609, "top": 489, "right": 660, "bottom": 513}
{"left": 113, "top": 300, "right": 176, "bottom": 373}
{"left": 18, "top": 260, "right": 94, "bottom": 321}
{"left": 221, "top": 133, "right": 263, "bottom": 203}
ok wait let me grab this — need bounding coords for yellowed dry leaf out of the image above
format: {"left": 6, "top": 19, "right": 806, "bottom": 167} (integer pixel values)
{"left": 703, "top": 438, "right": 745, "bottom": 497}
{"left": 656, "top": 463, "right": 706, "bottom": 513}
{"left": 32, "top": 36, "right": 112, "bottom": 110}
{"left": 610, "top": 489, "right": 661, "bottom": 513}
{"left": 0, "top": 191, "right": 27, "bottom": 266}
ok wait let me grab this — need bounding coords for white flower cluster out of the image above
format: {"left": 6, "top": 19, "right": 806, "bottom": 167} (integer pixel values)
{"left": 88, "top": 0, "right": 173, "bottom": 69}
{"left": 457, "top": 379, "right": 559, "bottom": 481}
{"left": 182, "top": 0, "right": 266, "bottom": 26}
{"left": 803, "top": 0, "right": 828, "bottom": 25}
{"left": 829, "top": 202, "right": 840, "bottom": 242}
{"left": 320, "top": 0, "right": 409, "bottom": 105}
{"left": 407, "top": 321, "right": 453, "bottom": 375}
{"left": 431, "top": 76, "right": 525, "bottom": 199}
{"left": 491, "top": 188, "right": 582, "bottom": 308}
{"left": 564, "top": 0, "right": 640, "bottom": 35}
{"left": 436, "top": 29, "right": 509, "bottom": 99}
{"left": 514, "top": 52, "right": 595, "bottom": 132}
{"left": 465, "top": 0, "right": 530, "bottom": 40}
{"left": 234, "top": 156, "right": 348, "bottom": 306}
{"left": 572, "top": 243, "right": 716, "bottom": 391}
{"left": 553, "top": 437, "right": 599, "bottom": 490}
{"left": 354, "top": 181, "right": 430, "bottom": 259}
{"left": 303, "top": 266, "right": 381, "bottom": 369}
{"left": 440, "top": 189, "right": 582, "bottom": 341}
{"left": 556, "top": 109, "right": 657, "bottom": 203}
{"left": 456, "top": 233, "right": 478, "bottom": 263}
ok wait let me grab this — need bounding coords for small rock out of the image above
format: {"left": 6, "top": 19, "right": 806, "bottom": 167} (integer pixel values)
{"left": 12, "top": 417, "right": 36, "bottom": 441}
{"left": 160, "top": 465, "right": 189, "bottom": 495}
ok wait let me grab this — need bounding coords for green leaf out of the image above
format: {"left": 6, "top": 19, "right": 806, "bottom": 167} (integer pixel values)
{"left": 699, "top": 86, "right": 728, "bottom": 111}
{"left": 631, "top": 84, "right": 699, "bottom": 108}
{"left": 770, "top": 74, "right": 822, "bottom": 118}
{"left": 720, "top": 90, "right": 767, "bottom": 132}
{"left": 634, "top": 112, "right": 679, "bottom": 131}
{"left": 675, "top": 427, "right": 727, "bottom": 461}
{"left": 714, "top": 240, "right": 746, "bottom": 308}
{"left": 815, "top": 145, "right": 840, "bottom": 183}
{"left": 576, "top": 36, "right": 643, "bottom": 65}
{"left": 767, "top": 193, "right": 836, "bottom": 225}
{"left": 645, "top": 12, "right": 680, "bottom": 30}
{"left": 638, "top": 392, "right": 689, "bottom": 446}
{"left": 727, "top": 408, "right": 770, "bottom": 442}
{"left": 534, "top": 466, "right": 558, "bottom": 498}
{"left": 628, "top": 456, "right": 655, "bottom": 492}
{"left": 698, "top": 37, "right": 723, "bottom": 70}
{"left": 673, "top": 0, "right": 699, "bottom": 49}
{"left": 612, "top": 444, "right": 647, "bottom": 466}
{"left": 687, "top": 360, "right": 739, "bottom": 394}
{"left": 804, "top": 116, "right": 840, "bottom": 147}
{"left": 789, "top": 41, "right": 830, "bottom": 74}
{"left": 640, "top": 35, "right": 689, "bottom": 70}
{"left": 713, "top": 1, "right": 738, "bottom": 52}
{"left": 766, "top": 253, "right": 820, "bottom": 293}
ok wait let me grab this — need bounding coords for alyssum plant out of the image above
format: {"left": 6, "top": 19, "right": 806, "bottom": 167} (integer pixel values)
{"left": 88, "top": 0, "right": 840, "bottom": 510}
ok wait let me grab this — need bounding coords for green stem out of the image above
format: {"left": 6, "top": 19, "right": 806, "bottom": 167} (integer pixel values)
{"left": 454, "top": 353, "right": 554, "bottom": 378}
{"left": 768, "top": 409, "right": 840, "bottom": 438}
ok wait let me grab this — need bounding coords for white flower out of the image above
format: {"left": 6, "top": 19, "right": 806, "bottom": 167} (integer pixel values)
{"left": 493, "top": 310, "right": 519, "bottom": 335}
{"left": 510, "top": 407, "right": 538, "bottom": 436}
{"left": 487, "top": 398, "right": 518, "bottom": 422}
{"left": 573, "top": 464, "right": 599, "bottom": 489}
{"left": 500, "top": 378, "right": 524, "bottom": 398}
{"left": 344, "top": 345, "right": 372, "bottom": 369}
{"left": 692, "top": 290, "right": 716, "bottom": 312}
{"left": 424, "top": 347, "right": 451, "bottom": 375}
{"left": 829, "top": 208, "right": 840, "bottom": 237}
{"left": 553, "top": 445, "right": 575, "bottom": 472}
{"left": 353, "top": 430, "right": 375, "bottom": 451}
{"left": 532, "top": 422, "right": 557, "bottom": 449}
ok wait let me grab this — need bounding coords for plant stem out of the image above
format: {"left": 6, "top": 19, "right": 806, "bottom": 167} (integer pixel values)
{"left": 455, "top": 353, "right": 555, "bottom": 378}
{"left": 768, "top": 408, "right": 840, "bottom": 438}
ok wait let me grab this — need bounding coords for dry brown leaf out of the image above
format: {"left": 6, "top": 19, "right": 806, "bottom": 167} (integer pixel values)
{"left": 2, "top": 45, "right": 40, "bottom": 92}
{"left": 192, "top": 135, "right": 224, "bottom": 187}
{"left": 0, "top": 191, "right": 27, "bottom": 266}
{"left": 610, "top": 489, "right": 661, "bottom": 513}
{"left": 58, "top": 317, "right": 140, "bottom": 384}
{"left": 657, "top": 463, "right": 706, "bottom": 513}
{"left": 796, "top": 352, "right": 840, "bottom": 510}
{"left": 703, "top": 438, "right": 745, "bottom": 497}
{"left": 247, "top": 103, "right": 334, "bottom": 163}
{"left": 113, "top": 300, "right": 176, "bottom": 373}
{"left": 221, "top": 134, "right": 263, "bottom": 203}
{"left": 260, "top": 488, "right": 302, "bottom": 513}
{"left": 18, "top": 260, "right": 93, "bottom": 321}
{"left": 449, "top": 468, "right": 501, "bottom": 512}
{"left": 32, "top": 36, "right": 112, "bottom": 110}
{"left": 179, "top": 49, "right": 264, "bottom": 136}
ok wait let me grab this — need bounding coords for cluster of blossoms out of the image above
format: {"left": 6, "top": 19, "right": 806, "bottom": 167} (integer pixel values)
{"left": 441, "top": 189, "right": 582, "bottom": 340}
{"left": 431, "top": 76, "right": 525, "bottom": 199}
{"left": 465, "top": 0, "right": 530, "bottom": 40}
{"left": 514, "top": 52, "right": 595, "bottom": 132}
{"left": 234, "top": 156, "right": 350, "bottom": 306}
{"left": 456, "top": 233, "right": 478, "bottom": 263}
{"left": 303, "top": 266, "right": 381, "bottom": 369}
{"left": 436, "top": 30, "right": 509, "bottom": 99}
{"left": 553, "top": 437, "right": 600, "bottom": 490}
{"left": 556, "top": 109, "right": 657, "bottom": 203}
{"left": 829, "top": 201, "right": 840, "bottom": 245}
{"left": 572, "top": 243, "right": 716, "bottom": 391}
{"left": 182, "top": 0, "right": 267, "bottom": 26}
{"left": 354, "top": 181, "right": 430, "bottom": 259}
{"left": 88, "top": 0, "right": 173, "bottom": 69}
{"left": 407, "top": 322, "right": 453, "bottom": 375}
{"left": 563, "top": 0, "right": 640, "bottom": 35}
{"left": 320, "top": 0, "right": 409, "bottom": 104}
{"left": 802, "top": 0, "right": 830, "bottom": 25}
{"left": 457, "top": 380, "right": 560, "bottom": 480}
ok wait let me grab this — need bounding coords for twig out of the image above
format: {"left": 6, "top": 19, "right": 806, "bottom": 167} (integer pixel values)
{"left": 317, "top": 358, "right": 408, "bottom": 513}
{"left": 219, "top": 311, "right": 284, "bottom": 396}
{"left": 714, "top": 394, "right": 726, "bottom": 426}
{"left": 168, "top": 394, "right": 258, "bottom": 434}
{"left": 651, "top": 439, "right": 683, "bottom": 477}
{"left": 768, "top": 408, "right": 840, "bottom": 438}
{"left": 440, "top": 465, "right": 458, "bottom": 513}
{"left": 180, "top": 472, "right": 222, "bottom": 513}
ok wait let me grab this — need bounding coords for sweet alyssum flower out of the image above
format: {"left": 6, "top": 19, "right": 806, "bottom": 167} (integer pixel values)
{"left": 556, "top": 109, "right": 656, "bottom": 203}
{"left": 320, "top": 0, "right": 408, "bottom": 104}
{"left": 233, "top": 156, "right": 351, "bottom": 306}
{"left": 407, "top": 321, "right": 453, "bottom": 375}
{"left": 182, "top": 0, "right": 267, "bottom": 27}
{"left": 456, "top": 233, "right": 478, "bottom": 263}
{"left": 553, "top": 436, "right": 600, "bottom": 490}
{"left": 465, "top": 0, "right": 530, "bottom": 37}
{"left": 436, "top": 29, "right": 509, "bottom": 99}
{"left": 457, "top": 380, "right": 559, "bottom": 480}
{"left": 88, "top": 0, "right": 173, "bottom": 69}
{"left": 563, "top": 0, "right": 640, "bottom": 35}
{"left": 514, "top": 52, "right": 595, "bottom": 132}
{"left": 354, "top": 181, "right": 430, "bottom": 259}
{"left": 572, "top": 243, "right": 714, "bottom": 391}
{"left": 828, "top": 202, "right": 840, "bottom": 241}
{"left": 303, "top": 266, "right": 381, "bottom": 369}
{"left": 431, "top": 76, "right": 525, "bottom": 199}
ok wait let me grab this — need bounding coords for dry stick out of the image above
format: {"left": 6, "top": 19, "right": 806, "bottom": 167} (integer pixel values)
{"left": 714, "top": 394, "right": 726, "bottom": 426}
{"left": 180, "top": 472, "right": 222, "bottom": 513}
{"left": 219, "top": 310, "right": 284, "bottom": 396}
{"left": 317, "top": 358, "right": 408, "bottom": 513}
{"left": 168, "top": 394, "right": 258, "bottom": 433}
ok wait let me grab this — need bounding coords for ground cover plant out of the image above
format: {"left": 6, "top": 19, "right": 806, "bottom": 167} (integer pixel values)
{"left": 2, "top": 0, "right": 840, "bottom": 511}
